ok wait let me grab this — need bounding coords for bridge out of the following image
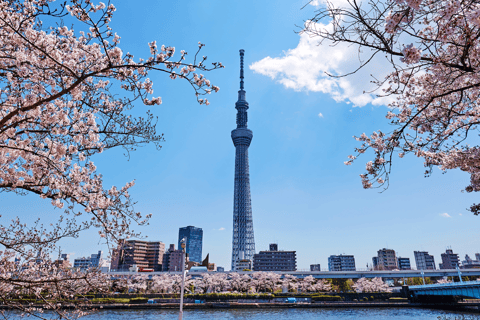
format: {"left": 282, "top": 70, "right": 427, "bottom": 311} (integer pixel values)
{"left": 408, "top": 280, "right": 480, "bottom": 301}
{"left": 109, "top": 269, "right": 480, "bottom": 279}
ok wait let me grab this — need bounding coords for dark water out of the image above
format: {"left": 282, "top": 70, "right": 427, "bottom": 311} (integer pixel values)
{"left": 11, "top": 308, "right": 476, "bottom": 320}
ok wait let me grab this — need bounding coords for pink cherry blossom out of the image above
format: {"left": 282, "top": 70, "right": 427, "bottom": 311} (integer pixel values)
{"left": 304, "top": 0, "right": 480, "bottom": 214}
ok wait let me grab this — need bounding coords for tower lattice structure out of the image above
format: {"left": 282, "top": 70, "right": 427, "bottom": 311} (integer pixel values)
{"left": 231, "top": 49, "right": 255, "bottom": 271}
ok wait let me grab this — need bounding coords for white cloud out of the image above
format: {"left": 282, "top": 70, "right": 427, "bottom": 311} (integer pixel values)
{"left": 250, "top": 20, "right": 395, "bottom": 107}
{"left": 310, "top": 0, "right": 352, "bottom": 9}
{"left": 219, "top": 227, "right": 225, "bottom": 231}
{"left": 440, "top": 213, "right": 451, "bottom": 218}
{"left": 318, "top": 112, "right": 324, "bottom": 118}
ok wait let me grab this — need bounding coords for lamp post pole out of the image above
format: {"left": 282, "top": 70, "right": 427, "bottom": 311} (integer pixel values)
{"left": 179, "top": 238, "right": 186, "bottom": 320}
{"left": 456, "top": 265, "right": 463, "bottom": 283}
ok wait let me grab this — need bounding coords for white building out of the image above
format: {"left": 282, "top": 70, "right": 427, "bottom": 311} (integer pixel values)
{"left": 73, "top": 251, "right": 103, "bottom": 271}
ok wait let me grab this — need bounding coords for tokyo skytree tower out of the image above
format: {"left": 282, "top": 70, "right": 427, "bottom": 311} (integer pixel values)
{"left": 231, "top": 49, "right": 255, "bottom": 271}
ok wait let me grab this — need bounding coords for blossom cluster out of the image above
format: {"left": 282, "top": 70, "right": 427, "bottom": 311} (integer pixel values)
{"left": 352, "top": 277, "right": 391, "bottom": 293}
{"left": 121, "top": 272, "right": 333, "bottom": 294}
{"left": 0, "top": 0, "right": 222, "bottom": 244}
{"left": 400, "top": 44, "right": 422, "bottom": 64}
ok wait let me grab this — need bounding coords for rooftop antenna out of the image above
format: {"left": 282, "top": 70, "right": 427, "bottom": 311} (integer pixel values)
{"left": 239, "top": 49, "right": 245, "bottom": 90}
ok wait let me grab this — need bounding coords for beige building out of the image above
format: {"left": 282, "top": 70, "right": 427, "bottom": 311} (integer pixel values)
{"left": 110, "top": 240, "right": 165, "bottom": 271}
{"left": 373, "top": 248, "right": 398, "bottom": 270}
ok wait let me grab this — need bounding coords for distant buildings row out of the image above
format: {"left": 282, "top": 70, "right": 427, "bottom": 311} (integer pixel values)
{"left": 369, "top": 247, "right": 479, "bottom": 271}
{"left": 306, "top": 248, "right": 480, "bottom": 272}
{"left": 64, "top": 224, "right": 480, "bottom": 273}
{"left": 110, "top": 225, "right": 208, "bottom": 272}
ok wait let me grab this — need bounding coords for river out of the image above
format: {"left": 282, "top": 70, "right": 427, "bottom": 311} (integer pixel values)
{"left": 7, "top": 308, "right": 478, "bottom": 319}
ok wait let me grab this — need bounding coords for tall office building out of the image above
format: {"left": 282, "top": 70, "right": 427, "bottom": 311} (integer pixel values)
{"left": 414, "top": 251, "right": 436, "bottom": 270}
{"left": 439, "top": 248, "right": 460, "bottom": 269}
{"left": 328, "top": 255, "right": 356, "bottom": 271}
{"left": 231, "top": 49, "right": 255, "bottom": 271}
{"left": 178, "top": 226, "right": 203, "bottom": 263}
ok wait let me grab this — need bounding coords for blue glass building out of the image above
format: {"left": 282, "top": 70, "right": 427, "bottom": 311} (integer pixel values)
{"left": 178, "top": 226, "right": 203, "bottom": 263}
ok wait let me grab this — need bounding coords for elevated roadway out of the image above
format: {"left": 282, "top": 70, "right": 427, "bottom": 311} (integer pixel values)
{"left": 109, "top": 269, "right": 480, "bottom": 279}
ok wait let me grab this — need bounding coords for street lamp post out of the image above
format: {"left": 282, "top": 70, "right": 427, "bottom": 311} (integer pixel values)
{"left": 179, "top": 238, "right": 186, "bottom": 320}
{"left": 456, "top": 265, "right": 463, "bottom": 283}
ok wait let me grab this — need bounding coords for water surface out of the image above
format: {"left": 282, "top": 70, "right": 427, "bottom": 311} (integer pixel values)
{"left": 51, "top": 308, "right": 480, "bottom": 320}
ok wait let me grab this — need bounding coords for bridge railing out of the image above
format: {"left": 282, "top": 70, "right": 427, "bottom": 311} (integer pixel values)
{"left": 409, "top": 280, "right": 480, "bottom": 289}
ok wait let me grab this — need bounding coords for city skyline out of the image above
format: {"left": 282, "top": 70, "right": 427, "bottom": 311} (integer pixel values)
{"left": 1, "top": 0, "right": 479, "bottom": 271}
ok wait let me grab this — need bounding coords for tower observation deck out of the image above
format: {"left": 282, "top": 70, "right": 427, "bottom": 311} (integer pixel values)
{"left": 231, "top": 49, "right": 255, "bottom": 271}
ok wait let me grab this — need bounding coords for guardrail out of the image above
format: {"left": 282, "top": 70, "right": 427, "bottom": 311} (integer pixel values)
{"left": 409, "top": 280, "right": 480, "bottom": 289}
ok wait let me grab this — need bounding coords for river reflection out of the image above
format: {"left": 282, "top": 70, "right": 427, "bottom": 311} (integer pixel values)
{"left": 9, "top": 307, "right": 475, "bottom": 320}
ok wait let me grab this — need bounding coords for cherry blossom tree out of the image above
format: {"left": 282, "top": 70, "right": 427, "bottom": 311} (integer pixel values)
{"left": 210, "top": 272, "right": 230, "bottom": 293}
{"left": 251, "top": 272, "right": 281, "bottom": 293}
{"left": 0, "top": 250, "right": 111, "bottom": 319}
{"left": 305, "top": 0, "right": 480, "bottom": 213}
{"left": 193, "top": 273, "right": 216, "bottom": 293}
{"left": 313, "top": 279, "right": 332, "bottom": 292}
{"left": 436, "top": 278, "right": 453, "bottom": 284}
{"left": 352, "top": 277, "right": 391, "bottom": 292}
{"left": 297, "top": 276, "right": 332, "bottom": 293}
{"left": 0, "top": 0, "right": 221, "bottom": 317}
{"left": 281, "top": 274, "right": 298, "bottom": 292}
{"left": 228, "top": 273, "right": 253, "bottom": 293}
{"left": 126, "top": 274, "right": 149, "bottom": 293}
{"left": 298, "top": 275, "right": 315, "bottom": 292}
{"left": 150, "top": 273, "right": 174, "bottom": 293}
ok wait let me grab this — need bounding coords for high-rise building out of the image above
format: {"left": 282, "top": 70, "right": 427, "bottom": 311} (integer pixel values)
{"left": 74, "top": 251, "right": 103, "bottom": 271}
{"left": 110, "top": 240, "right": 165, "bottom": 271}
{"left": 414, "top": 251, "right": 436, "bottom": 270}
{"left": 253, "top": 244, "right": 296, "bottom": 271}
{"left": 374, "top": 248, "right": 397, "bottom": 270}
{"left": 178, "top": 226, "right": 203, "bottom": 263}
{"left": 439, "top": 249, "right": 460, "bottom": 269}
{"left": 397, "top": 257, "right": 411, "bottom": 270}
{"left": 231, "top": 49, "right": 255, "bottom": 271}
{"left": 310, "top": 264, "right": 321, "bottom": 271}
{"left": 328, "top": 255, "right": 356, "bottom": 271}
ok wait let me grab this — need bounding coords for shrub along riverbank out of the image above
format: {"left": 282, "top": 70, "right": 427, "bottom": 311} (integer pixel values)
{"left": 7, "top": 292, "right": 405, "bottom": 305}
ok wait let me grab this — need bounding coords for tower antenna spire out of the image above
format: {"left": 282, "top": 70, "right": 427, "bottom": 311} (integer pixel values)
{"left": 239, "top": 49, "right": 245, "bottom": 90}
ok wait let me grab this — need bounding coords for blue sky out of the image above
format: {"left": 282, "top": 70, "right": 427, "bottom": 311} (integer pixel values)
{"left": 2, "top": 0, "right": 479, "bottom": 271}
